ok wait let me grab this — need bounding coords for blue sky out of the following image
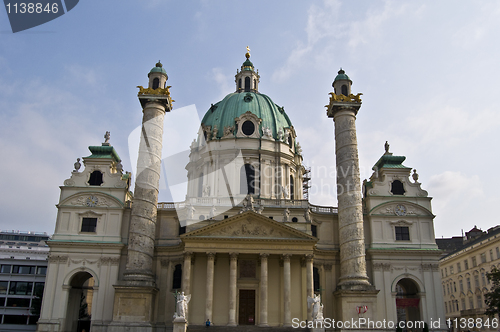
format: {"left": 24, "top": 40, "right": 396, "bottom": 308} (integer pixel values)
{"left": 1, "top": 0, "right": 500, "bottom": 237}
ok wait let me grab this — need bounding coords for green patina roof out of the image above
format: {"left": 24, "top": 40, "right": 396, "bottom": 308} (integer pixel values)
{"left": 201, "top": 92, "right": 292, "bottom": 140}
{"left": 334, "top": 69, "right": 351, "bottom": 82}
{"left": 242, "top": 59, "right": 254, "bottom": 71}
{"left": 148, "top": 61, "right": 167, "bottom": 77}
{"left": 86, "top": 145, "right": 121, "bottom": 163}
{"left": 373, "top": 154, "right": 408, "bottom": 170}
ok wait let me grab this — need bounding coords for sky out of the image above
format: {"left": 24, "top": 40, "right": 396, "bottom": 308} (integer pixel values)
{"left": 1, "top": 0, "right": 499, "bottom": 238}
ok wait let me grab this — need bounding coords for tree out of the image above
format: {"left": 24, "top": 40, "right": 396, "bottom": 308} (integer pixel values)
{"left": 484, "top": 267, "right": 500, "bottom": 316}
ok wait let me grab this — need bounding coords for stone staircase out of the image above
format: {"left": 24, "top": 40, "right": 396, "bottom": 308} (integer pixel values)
{"left": 187, "top": 326, "right": 308, "bottom": 332}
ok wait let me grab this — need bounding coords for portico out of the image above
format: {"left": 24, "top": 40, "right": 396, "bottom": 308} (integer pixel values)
{"left": 179, "top": 211, "right": 316, "bottom": 326}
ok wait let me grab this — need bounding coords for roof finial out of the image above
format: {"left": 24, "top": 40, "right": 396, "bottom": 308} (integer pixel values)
{"left": 156, "top": 60, "right": 162, "bottom": 68}
{"left": 245, "top": 46, "right": 251, "bottom": 59}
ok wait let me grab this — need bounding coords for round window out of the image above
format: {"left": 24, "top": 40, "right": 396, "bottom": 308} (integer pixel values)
{"left": 242, "top": 121, "right": 255, "bottom": 136}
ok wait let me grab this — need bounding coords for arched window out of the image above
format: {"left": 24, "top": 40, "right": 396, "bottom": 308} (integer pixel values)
{"left": 172, "top": 264, "right": 182, "bottom": 289}
{"left": 288, "top": 135, "right": 293, "bottom": 148}
{"left": 198, "top": 173, "right": 204, "bottom": 197}
{"left": 341, "top": 84, "right": 348, "bottom": 96}
{"left": 244, "top": 77, "right": 250, "bottom": 92}
{"left": 391, "top": 180, "right": 405, "bottom": 195}
{"left": 238, "top": 78, "right": 242, "bottom": 90}
{"left": 253, "top": 79, "right": 257, "bottom": 90}
{"left": 240, "top": 164, "right": 255, "bottom": 194}
{"left": 88, "top": 170, "right": 103, "bottom": 186}
{"left": 153, "top": 77, "right": 160, "bottom": 89}
{"left": 289, "top": 175, "right": 294, "bottom": 200}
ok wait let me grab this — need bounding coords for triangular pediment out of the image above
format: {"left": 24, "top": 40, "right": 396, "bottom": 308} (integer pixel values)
{"left": 182, "top": 211, "right": 316, "bottom": 241}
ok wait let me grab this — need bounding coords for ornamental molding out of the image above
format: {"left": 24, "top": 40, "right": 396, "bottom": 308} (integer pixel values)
{"left": 60, "top": 192, "right": 123, "bottom": 208}
{"left": 182, "top": 211, "right": 316, "bottom": 242}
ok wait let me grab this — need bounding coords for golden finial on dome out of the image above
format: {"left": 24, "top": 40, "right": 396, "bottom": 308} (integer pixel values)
{"left": 245, "top": 46, "right": 251, "bottom": 59}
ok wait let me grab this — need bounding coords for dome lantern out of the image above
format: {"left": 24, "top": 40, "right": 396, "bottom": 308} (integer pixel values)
{"left": 332, "top": 68, "right": 352, "bottom": 96}
{"left": 235, "top": 46, "right": 260, "bottom": 93}
{"left": 148, "top": 60, "right": 168, "bottom": 90}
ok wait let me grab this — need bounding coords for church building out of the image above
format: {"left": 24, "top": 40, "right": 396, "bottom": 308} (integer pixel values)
{"left": 36, "top": 51, "right": 445, "bottom": 332}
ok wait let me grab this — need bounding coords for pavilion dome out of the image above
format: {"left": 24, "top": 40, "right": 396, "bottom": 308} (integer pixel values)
{"left": 201, "top": 91, "right": 292, "bottom": 140}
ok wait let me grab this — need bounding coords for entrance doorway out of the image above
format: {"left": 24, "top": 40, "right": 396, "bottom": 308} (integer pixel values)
{"left": 65, "top": 272, "right": 94, "bottom": 332}
{"left": 395, "top": 278, "right": 421, "bottom": 328}
{"left": 238, "top": 289, "right": 255, "bottom": 325}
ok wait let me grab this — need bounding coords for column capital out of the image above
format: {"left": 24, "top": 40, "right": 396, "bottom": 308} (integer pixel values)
{"left": 305, "top": 254, "right": 314, "bottom": 262}
{"left": 206, "top": 252, "right": 216, "bottom": 259}
{"left": 282, "top": 254, "right": 291, "bottom": 261}
{"left": 229, "top": 252, "right": 239, "bottom": 260}
{"left": 184, "top": 251, "right": 193, "bottom": 258}
{"left": 260, "top": 253, "right": 269, "bottom": 259}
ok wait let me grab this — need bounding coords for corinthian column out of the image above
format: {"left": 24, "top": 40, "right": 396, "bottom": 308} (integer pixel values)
{"left": 327, "top": 82, "right": 370, "bottom": 288}
{"left": 228, "top": 253, "right": 238, "bottom": 326}
{"left": 205, "top": 252, "right": 215, "bottom": 322}
{"left": 182, "top": 252, "right": 192, "bottom": 295}
{"left": 305, "top": 254, "right": 314, "bottom": 321}
{"left": 259, "top": 253, "right": 269, "bottom": 327}
{"left": 283, "top": 254, "right": 292, "bottom": 327}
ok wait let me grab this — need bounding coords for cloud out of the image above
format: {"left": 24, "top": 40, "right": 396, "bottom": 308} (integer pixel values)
{"left": 271, "top": 0, "right": 414, "bottom": 82}
{"left": 210, "top": 67, "right": 232, "bottom": 101}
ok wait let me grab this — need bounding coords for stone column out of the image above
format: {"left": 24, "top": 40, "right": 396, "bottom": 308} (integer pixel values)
{"left": 182, "top": 252, "right": 192, "bottom": 295}
{"left": 327, "top": 103, "right": 370, "bottom": 288}
{"left": 283, "top": 254, "right": 292, "bottom": 327}
{"left": 205, "top": 252, "right": 215, "bottom": 322}
{"left": 259, "top": 253, "right": 269, "bottom": 327}
{"left": 124, "top": 100, "right": 167, "bottom": 283}
{"left": 305, "top": 254, "right": 314, "bottom": 321}
{"left": 228, "top": 253, "right": 238, "bottom": 326}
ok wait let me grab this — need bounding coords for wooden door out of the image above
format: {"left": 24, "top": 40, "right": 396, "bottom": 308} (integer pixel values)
{"left": 238, "top": 289, "right": 255, "bottom": 325}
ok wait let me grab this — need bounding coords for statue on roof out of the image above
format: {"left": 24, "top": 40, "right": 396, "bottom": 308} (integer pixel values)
{"left": 384, "top": 141, "right": 390, "bottom": 154}
{"left": 104, "top": 131, "right": 110, "bottom": 144}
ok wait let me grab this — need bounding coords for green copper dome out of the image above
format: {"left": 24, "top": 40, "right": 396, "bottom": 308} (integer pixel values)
{"left": 334, "top": 69, "right": 351, "bottom": 82}
{"left": 242, "top": 58, "right": 254, "bottom": 71}
{"left": 148, "top": 61, "right": 167, "bottom": 77}
{"left": 201, "top": 92, "right": 292, "bottom": 140}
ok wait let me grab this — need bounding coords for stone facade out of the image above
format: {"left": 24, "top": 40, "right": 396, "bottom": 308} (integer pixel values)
{"left": 36, "top": 58, "right": 446, "bottom": 332}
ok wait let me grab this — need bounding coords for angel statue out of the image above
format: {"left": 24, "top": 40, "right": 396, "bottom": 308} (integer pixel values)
{"left": 174, "top": 291, "right": 191, "bottom": 319}
{"left": 307, "top": 294, "right": 324, "bottom": 321}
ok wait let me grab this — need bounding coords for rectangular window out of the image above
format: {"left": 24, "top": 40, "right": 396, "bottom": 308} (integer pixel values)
{"left": 474, "top": 275, "right": 480, "bottom": 288}
{"left": 442, "top": 285, "right": 446, "bottom": 295}
{"left": 447, "top": 284, "right": 450, "bottom": 295}
{"left": 3, "top": 315, "right": 28, "bottom": 324}
{"left": 6, "top": 298, "right": 31, "bottom": 307}
{"left": 459, "top": 280, "right": 463, "bottom": 292}
{"left": 0, "top": 297, "right": 5, "bottom": 306}
{"left": 477, "top": 294, "right": 483, "bottom": 308}
{"left": 469, "top": 297, "right": 474, "bottom": 309}
{"left": 457, "top": 262, "right": 461, "bottom": 272}
{"left": 497, "top": 247, "right": 499, "bottom": 259}
{"left": 482, "top": 272, "right": 486, "bottom": 286}
{"left": 461, "top": 298, "right": 466, "bottom": 310}
{"left": 454, "top": 282, "right": 456, "bottom": 292}
{"left": 445, "top": 302, "right": 448, "bottom": 313}
{"left": 0, "top": 281, "right": 8, "bottom": 294}
{"left": 81, "top": 218, "right": 97, "bottom": 233}
{"left": 12, "top": 265, "right": 35, "bottom": 274}
{"left": 450, "top": 266, "right": 454, "bottom": 274}
{"left": 490, "top": 249, "right": 494, "bottom": 261}
{"left": 445, "top": 268, "right": 448, "bottom": 277}
{"left": 0, "top": 265, "right": 11, "bottom": 273}
{"left": 472, "top": 256, "right": 477, "bottom": 267}
{"left": 34, "top": 282, "right": 44, "bottom": 296}
{"left": 481, "top": 253, "right": 486, "bottom": 264}
{"left": 36, "top": 266, "right": 47, "bottom": 275}
{"left": 467, "top": 277, "right": 471, "bottom": 290}
{"left": 464, "top": 259, "right": 469, "bottom": 270}
{"left": 9, "top": 282, "right": 33, "bottom": 295}
{"left": 395, "top": 226, "right": 410, "bottom": 241}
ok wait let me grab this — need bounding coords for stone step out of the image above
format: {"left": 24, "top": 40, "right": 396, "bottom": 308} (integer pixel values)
{"left": 187, "top": 325, "right": 308, "bottom": 332}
